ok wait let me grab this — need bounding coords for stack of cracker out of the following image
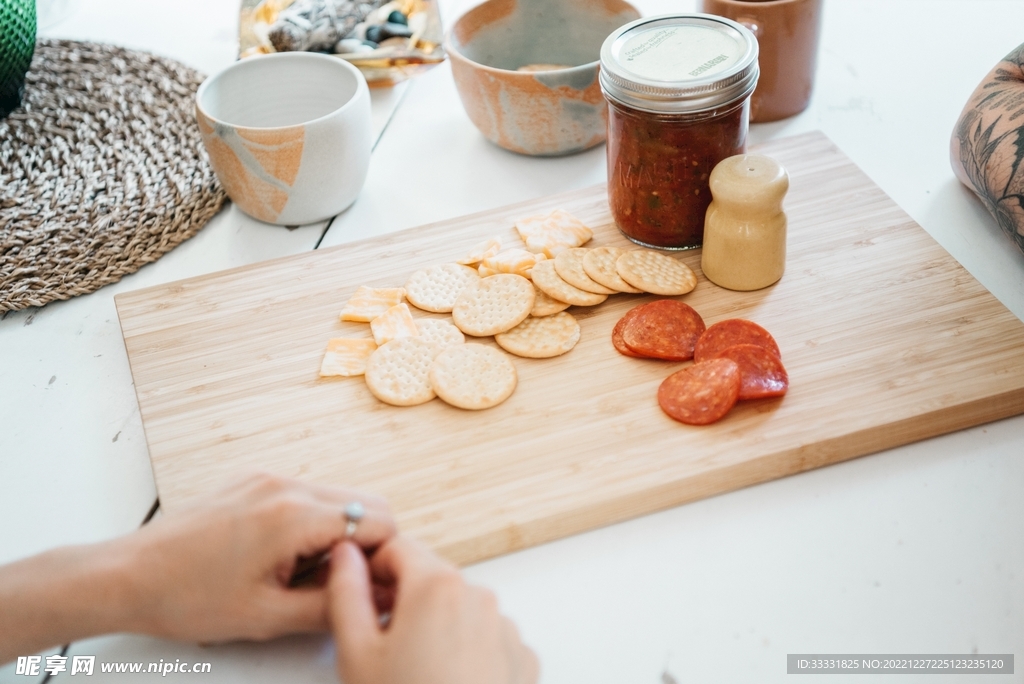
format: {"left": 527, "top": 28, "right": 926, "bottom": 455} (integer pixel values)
{"left": 318, "top": 209, "right": 699, "bottom": 411}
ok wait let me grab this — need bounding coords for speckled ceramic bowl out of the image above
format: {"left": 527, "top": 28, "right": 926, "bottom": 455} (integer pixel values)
{"left": 445, "top": 0, "right": 640, "bottom": 157}
{"left": 196, "top": 52, "right": 371, "bottom": 226}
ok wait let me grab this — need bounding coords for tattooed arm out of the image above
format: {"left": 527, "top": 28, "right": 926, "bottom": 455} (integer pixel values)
{"left": 951, "top": 42, "right": 1024, "bottom": 256}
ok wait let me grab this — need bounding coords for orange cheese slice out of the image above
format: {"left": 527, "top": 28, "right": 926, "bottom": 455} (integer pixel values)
{"left": 370, "top": 303, "right": 420, "bottom": 346}
{"left": 457, "top": 237, "right": 502, "bottom": 266}
{"left": 514, "top": 209, "right": 593, "bottom": 258}
{"left": 319, "top": 338, "right": 378, "bottom": 377}
{"left": 480, "top": 248, "right": 547, "bottom": 279}
{"left": 340, "top": 286, "right": 407, "bottom": 322}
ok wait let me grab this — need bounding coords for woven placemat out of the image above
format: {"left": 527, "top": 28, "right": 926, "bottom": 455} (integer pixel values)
{"left": 0, "top": 39, "right": 227, "bottom": 313}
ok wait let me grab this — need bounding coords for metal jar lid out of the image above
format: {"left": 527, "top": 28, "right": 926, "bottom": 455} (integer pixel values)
{"left": 600, "top": 14, "right": 759, "bottom": 114}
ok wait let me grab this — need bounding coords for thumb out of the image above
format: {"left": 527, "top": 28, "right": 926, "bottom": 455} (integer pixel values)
{"left": 328, "top": 541, "right": 381, "bottom": 662}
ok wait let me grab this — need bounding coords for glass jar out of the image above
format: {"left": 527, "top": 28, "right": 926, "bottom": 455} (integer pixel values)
{"left": 599, "top": 15, "right": 759, "bottom": 250}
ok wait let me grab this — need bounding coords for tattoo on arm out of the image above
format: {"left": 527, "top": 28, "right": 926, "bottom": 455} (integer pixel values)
{"left": 955, "top": 43, "right": 1024, "bottom": 254}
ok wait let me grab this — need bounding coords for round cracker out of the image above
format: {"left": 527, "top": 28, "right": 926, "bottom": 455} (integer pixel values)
{"left": 405, "top": 263, "right": 480, "bottom": 313}
{"left": 531, "top": 285, "right": 571, "bottom": 317}
{"left": 583, "top": 246, "right": 642, "bottom": 293}
{"left": 616, "top": 249, "right": 697, "bottom": 296}
{"left": 451, "top": 274, "right": 535, "bottom": 337}
{"left": 553, "top": 248, "right": 616, "bottom": 295}
{"left": 430, "top": 344, "right": 517, "bottom": 410}
{"left": 531, "top": 260, "right": 608, "bottom": 307}
{"left": 364, "top": 337, "right": 439, "bottom": 406}
{"left": 495, "top": 312, "right": 581, "bottom": 358}
{"left": 415, "top": 318, "right": 466, "bottom": 348}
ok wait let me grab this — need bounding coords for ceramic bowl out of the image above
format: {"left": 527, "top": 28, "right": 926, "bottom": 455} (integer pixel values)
{"left": 196, "top": 52, "right": 372, "bottom": 226}
{"left": 445, "top": 0, "right": 640, "bottom": 157}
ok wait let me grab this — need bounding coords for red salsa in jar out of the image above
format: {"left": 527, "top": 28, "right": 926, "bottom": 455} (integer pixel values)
{"left": 600, "top": 15, "right": 759, "bottom": 249}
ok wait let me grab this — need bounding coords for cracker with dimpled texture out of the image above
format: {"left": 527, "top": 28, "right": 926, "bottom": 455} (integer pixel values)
{"left": 495, "top": 312, "right": 581, "bottom": 358}
{"left": 429, "top": 344, "right": 518, "bottom": 410}
{"left": 451, "top": 274, "right": 535, "bottom": 337}
{"left": 554, "top": 248, "right": 616, "bottom": 294}
{"left": 405, "top": 263, "right": 480, "bottom": 313}
{"left": 530, "top": 260, "right": 607, "bottom": 307}
{"left": 616, "top": 249, "right": 697, "bottom": 296}
{"left": 364, "top": 337, "right": 439, "bottom": 406}
{"left": 531, "top": 285, "right": 571, "bottom": 317}
{"left": 415, "top": 318, "right": 465, "bottom": 348}
{"left": 583, "top": 246, "right": 642, "bottom": 293}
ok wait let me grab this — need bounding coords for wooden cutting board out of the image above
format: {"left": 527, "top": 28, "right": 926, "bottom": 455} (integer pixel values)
{"left": 116, "top": 132, "right": 1024, "bottom": 565}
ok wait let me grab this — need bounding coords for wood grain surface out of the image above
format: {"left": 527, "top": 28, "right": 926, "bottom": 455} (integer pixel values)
{"left": 115, "top": 132, "right": 1024, "bottom": 565}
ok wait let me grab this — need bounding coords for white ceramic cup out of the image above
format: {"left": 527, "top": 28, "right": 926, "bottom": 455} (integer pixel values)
{"left": 195, "top": 52, "right": 372, "bottom": 226}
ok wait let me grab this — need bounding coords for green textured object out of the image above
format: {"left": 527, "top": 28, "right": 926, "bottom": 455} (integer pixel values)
{"left": 1, "top": 0, "right": 36, "bottom": 118}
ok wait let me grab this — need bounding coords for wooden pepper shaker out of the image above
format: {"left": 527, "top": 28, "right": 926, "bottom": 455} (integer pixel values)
{"left": 701, "top": 154, "right": 789, "bottom": 291}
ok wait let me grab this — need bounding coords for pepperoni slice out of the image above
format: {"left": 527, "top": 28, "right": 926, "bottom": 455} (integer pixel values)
{"left": 658, "top": 358, "right": 740, "bottom": 425}
{"left": 694, "top": 319, "right": 781, "bottom": 363}
{"left": 611, "top": 314, "right": 646, "bottom": 358}
{"left": 620, "top": 300, "right": 706, "bottom": 361}
{"left": 712, "top": 343, "right": 789, "bottom": 400}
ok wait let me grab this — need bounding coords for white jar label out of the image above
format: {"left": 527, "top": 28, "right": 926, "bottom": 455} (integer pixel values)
{"left": 617, "top": 25, "right": 743, "bottom": 82}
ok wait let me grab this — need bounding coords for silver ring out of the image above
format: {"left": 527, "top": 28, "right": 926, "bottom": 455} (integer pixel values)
{"left": 344, "top": 501, "right": 365, "bottom": 538}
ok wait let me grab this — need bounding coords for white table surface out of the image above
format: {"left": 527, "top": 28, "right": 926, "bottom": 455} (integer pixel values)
{"left": 2, "top": 0, "right": 1023, "bottom": 682}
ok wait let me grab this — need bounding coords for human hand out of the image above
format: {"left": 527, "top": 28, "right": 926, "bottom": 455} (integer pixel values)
{"left": 329, "top": 536, "right": 539, "bottom": 684}
{"left": 121, "top": 472, "right": 395, "bottom": 643}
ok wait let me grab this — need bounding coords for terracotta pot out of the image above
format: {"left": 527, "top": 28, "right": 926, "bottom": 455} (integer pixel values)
{"left": 445, "top": 0, "right": 640, "bottom": 156}
{"left": 700, "top": 0, "right": 823, "bottom": 123}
